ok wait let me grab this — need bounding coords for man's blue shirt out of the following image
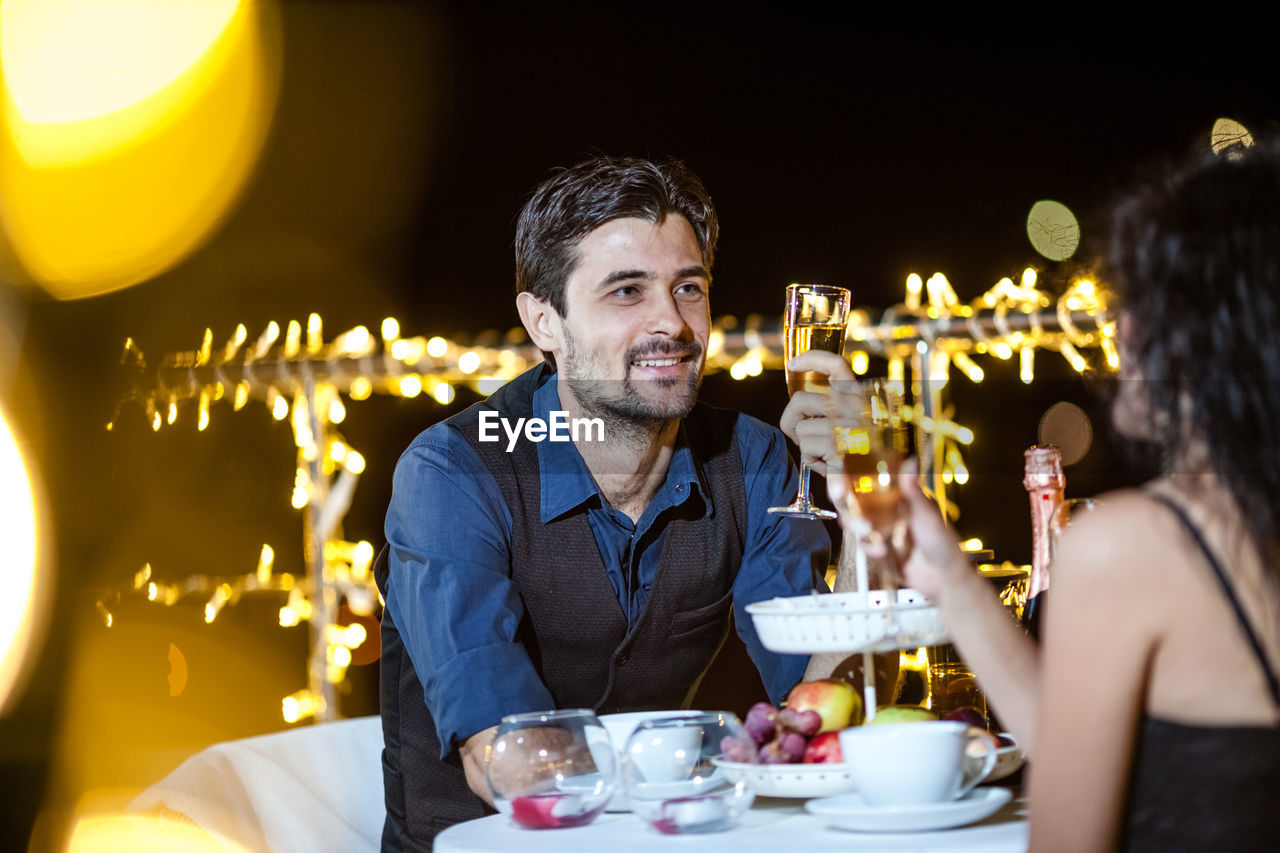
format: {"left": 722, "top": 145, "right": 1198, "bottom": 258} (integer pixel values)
{"left": 384, "top": 370, "right": 829, "bottom": 758}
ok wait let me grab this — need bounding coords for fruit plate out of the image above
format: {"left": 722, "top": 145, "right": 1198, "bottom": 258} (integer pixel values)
{"left": 979, "top": 733, "right": 1025, "bottom": 782}
{"left": 710, "top": 756, "right": 857, "bottom": 798}
{"left": 745, "top": 590, "right": 949, "bottom": 653}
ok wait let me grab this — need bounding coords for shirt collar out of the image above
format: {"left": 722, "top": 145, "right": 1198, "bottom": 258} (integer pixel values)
{"left": 533, "top": 371, "right": 712, "bottom": 523}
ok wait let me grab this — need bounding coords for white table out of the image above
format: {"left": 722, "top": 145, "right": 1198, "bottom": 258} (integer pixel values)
{"left": 436, "top": 791, "right": 1029, "bottom": 852}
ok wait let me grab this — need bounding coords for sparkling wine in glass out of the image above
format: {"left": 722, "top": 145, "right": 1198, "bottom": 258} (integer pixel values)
{"left": 769, "top": 283, "right": 852, "bottom": 520}
{"left": 830, "top": 378, "right": 908, "bottom": 542}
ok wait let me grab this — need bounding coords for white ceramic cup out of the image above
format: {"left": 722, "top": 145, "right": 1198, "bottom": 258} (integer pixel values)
{"left": 624, "top": 719, "right": 704, "bottom": 783}
{"left": 597, "top": 711, "right": 701, "bottom": 811}
{"left": 838, "top": 721, "right": 998, "bottom": 806}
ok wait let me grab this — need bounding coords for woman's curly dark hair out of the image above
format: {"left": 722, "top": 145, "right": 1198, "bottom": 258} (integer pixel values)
{"left": 1107, "top": 137, "right": 1280, "bottom": 567}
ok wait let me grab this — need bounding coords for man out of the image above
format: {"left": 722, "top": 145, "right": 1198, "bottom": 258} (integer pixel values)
{"left": 377, "top": 156, "right": 831, "bottom": 851}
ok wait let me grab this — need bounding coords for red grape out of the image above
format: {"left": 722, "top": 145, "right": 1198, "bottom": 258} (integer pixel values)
{"left": 777, "top": 708, "right": 821, "bottom": 737}
{"left": 744, "top": 702, "right": 778, "bottom": 745}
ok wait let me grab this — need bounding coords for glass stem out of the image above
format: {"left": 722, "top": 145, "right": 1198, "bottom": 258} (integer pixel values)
{"left": 797, "top": 462, "right": 813, "bottom": 507}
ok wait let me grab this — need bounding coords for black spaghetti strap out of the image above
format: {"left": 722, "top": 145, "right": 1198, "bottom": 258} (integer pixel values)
{"left": 1147, "top": 492, "right": 1280, "bottom": 709}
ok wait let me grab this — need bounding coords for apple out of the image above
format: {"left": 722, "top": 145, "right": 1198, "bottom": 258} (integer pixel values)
{"left": 964, "top": 725, "right": 1001, "bottom": 756}
{"left": 943, "top": 706, "right": 990, "bottom": 730}
{"left": 801, "top": 730, "right": 843, "bottom": 764}
{"left": 866, "top": 704, "right": 938, "bottom": 725}
{"left": 785, "top": 679, "right": 863, "bottom": 732}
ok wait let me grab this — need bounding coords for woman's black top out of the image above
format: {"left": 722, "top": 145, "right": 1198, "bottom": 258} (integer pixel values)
{"left": 1120, "top": 493, "right": 1280, "bottom": 851}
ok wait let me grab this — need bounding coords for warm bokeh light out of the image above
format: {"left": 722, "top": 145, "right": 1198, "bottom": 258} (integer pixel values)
{"left": 1039, "top": 400, "right": 1093, "bottom": 465}
{"left": 282, "top": 688, "right": 320, "bottom": 724}
{"left": 0, "top": 0, "right": 281, "bottom": 299}
{"left": 1020, "top": 345, "right": 1035, "bottom": 384}
{"left": 1211, "top": 117, "right": 1254, "bottom": 155}
{"left": 349, "top": 377, "right": 373, "bottom": 401}
{"left": 399, "top": 375, "right": 423, "bottom": 398}
{"left": 66, "top": 813, "right": 244, "bottom": 853}
{"left": 0, "top": 401, "right": 46, "bottom": 714}
{"left": 1026, "top": 200, "right": 1080, "bottom": 262}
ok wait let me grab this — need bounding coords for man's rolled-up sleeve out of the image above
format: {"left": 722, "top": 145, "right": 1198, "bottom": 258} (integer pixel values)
{"left": 384, "top": 425, "right": 555, "bottom": 760}
{"left": 732, "top": 417, "right": 832, "bottom": 705}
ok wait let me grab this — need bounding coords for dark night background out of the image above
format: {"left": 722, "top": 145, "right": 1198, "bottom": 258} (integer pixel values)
{"left": 2, "top": 2, "right": 1276, "bottom": 845}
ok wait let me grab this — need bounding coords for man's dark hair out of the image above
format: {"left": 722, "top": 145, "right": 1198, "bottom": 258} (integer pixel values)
{"left": 1107, "top": 135, "right": 1280, "bottom": 568}
{"left": 515, "top": 155, "right": 719, "bottom": 324}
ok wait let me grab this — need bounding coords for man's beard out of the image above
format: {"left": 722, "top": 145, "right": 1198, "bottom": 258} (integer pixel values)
{"left": 560, "top": 328, "right": 704, "bottom": 429}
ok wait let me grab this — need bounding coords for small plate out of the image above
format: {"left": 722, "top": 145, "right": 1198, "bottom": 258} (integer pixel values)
{"left": 804, "top": 787, "right": 1012, "bottom": 832}
{"left": 628, "top": 771, "right": 726, "bottom": 801}
{"left": 711, "top": 756, "right": 857, "bottom": 798}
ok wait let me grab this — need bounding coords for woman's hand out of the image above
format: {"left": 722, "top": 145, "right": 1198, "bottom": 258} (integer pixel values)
{"left": 778, "top": 350, "right": 855, "bottom": 477}
{"left": 896, "top": 457, "right": 972, "bottom": 602}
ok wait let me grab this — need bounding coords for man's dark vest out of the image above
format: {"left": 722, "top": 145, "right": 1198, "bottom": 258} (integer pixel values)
{"left": 377, "top": 365, "right": 748, "bottom": 851}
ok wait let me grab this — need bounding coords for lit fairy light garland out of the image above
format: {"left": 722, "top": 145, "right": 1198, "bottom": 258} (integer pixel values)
{"left": 110, "top": 277, "right": 1111, "bottom": 722}
{"left": 847, "top": 269, "right": 1114, "bottom": 525}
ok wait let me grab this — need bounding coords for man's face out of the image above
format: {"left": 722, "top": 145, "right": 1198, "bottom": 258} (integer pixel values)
{"left": 553, "top": 215, "right": 710, "bottom": 425}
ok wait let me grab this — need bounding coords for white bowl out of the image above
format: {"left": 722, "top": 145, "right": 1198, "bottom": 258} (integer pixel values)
{"left": 745, "top": 590, "right": 949, "bottom": 653}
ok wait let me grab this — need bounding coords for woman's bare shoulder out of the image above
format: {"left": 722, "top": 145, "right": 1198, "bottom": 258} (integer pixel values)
{"left": 1053, "top": 487, "right": 1186, "bottom": 576}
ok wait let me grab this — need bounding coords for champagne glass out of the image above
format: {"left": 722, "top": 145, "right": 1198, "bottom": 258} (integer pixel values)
{"left": 828, "top": 378, "right": 909, "bottom": 716}
{"left": 769, "top": 283, "right": 852, "bottom": 519}
{"left": 828, "top": 378, "right": 909, "bottom": 552}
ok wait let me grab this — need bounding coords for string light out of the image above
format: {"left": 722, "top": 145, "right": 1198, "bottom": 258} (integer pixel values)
{"left": 399, "top": 375, "right": 423, "bottom": 397}
{"left": 115, "top": 285, "right": 1111, "bottom": 721}
{"left": 282, "top": 688, "right": 321, "bottom": 724}
{"left": 284, "top": 320, "right": 301, "bottom": 358}
{"left": 349, "top": 377, "right": 372, "bottom": 401}
{"left": 256, "top": 544, "right": 274, "bottom": 584}
{"left": 1020, "top": 346, "right": 1036, "bottom": 384}
{"left": 306, "top": 313, "right": 322, "bottom": 354}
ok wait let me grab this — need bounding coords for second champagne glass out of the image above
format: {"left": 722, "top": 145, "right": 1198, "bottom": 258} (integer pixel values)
{"left": 829, "top": 378, "right": 909, "bottom": 546}
{"left": 769, "top": 283, "right": 852, "bottom": 519}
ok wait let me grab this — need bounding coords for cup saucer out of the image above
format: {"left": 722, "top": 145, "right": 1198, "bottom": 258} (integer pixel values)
{"left": 804, "top": 787, "right": 1012, "bottom": 832}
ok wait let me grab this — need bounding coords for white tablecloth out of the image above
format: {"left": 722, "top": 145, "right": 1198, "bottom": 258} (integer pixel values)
{"left": 436, "top": 792, "right": 1029, "bottom": 852}
{"left": 128, "top": 715, "right": 385, "bottom": 852}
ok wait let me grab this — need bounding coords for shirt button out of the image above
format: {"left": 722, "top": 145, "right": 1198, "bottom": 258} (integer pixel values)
{"left": 617, "top": 652, "right": 630, "bottom": 666}
{"left": 675, "top": 484, "right": 684, "bottom": 492}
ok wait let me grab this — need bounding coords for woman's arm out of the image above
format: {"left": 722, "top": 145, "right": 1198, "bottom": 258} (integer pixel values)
{"left": 1028, "top": 499, "right": 1158, "bottom": 851}
{"left": 893, "top": 459, "right": 1042, "bottom": 747}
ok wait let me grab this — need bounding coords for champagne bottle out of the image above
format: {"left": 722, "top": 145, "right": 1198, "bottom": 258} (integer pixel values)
{"left": 1022, "top": 445, "right": 1064, "bottom": 642}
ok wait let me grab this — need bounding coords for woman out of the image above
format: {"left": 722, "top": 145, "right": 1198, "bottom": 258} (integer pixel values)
{"left": 787, "top": 139, "right": 1280, "bottom": 850}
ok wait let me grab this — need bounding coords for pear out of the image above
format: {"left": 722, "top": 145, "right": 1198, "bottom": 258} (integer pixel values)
{"left": 866, "top": 704, "right": 938, "bottom": 725}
